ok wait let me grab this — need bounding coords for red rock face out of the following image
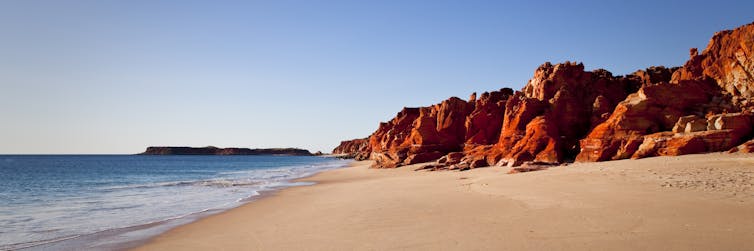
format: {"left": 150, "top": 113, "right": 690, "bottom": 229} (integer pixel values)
{"left": 498, "top": 116, "right": 561, "bottom": 167}
{"left": 349, "top": 89, "right": 517, "bottom": 168}
{"left": 730, "top": 139, "right": 754, "bottom": 153}
{"left": 464, "top": 89, "right": 513, "bottom": 147}
{"left": 340, "top": 22, "right": 754, "bottom": 169}
{"left": 404, "top": 97, "right": 472, "bottom": 153}
{"left": 367, "top": 107, "right": 422, "bottom": 168}
{"left": 632, "top": 66, "right": 679, "bottom": 87}
{"left": 673, "top": 22, "right": 754, "bottom": 104}
{"left": 575, "top": 79, "right": 719, "bottom": 162}
{"left": 355, "top": 97, "right": 476, "bottom": 168}
{"left": 631, "top": 113, "right": 752, "bottom": 158}
{"left": 397, "top": 97, "right": 474, "bottom": 166}
{"left": 497, "top": 93, "right": 546, "bottom": 152}
{"left": 577, "top": 22, "right": 754, "bottom": 162}
{"left": 487, "top": 62, "right": 642, "bottom": 166}
{"left": 332, "top": 138, "right": 369, "bottom": 159}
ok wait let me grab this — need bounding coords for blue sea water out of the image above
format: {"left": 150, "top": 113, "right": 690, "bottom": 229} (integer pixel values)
{"left": 0, "top": 155, "right": 350, "bottom": 250}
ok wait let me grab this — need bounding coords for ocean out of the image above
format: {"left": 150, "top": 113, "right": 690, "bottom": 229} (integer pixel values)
{"left": 0, "top": 155, "right": 350, "bottom": 250}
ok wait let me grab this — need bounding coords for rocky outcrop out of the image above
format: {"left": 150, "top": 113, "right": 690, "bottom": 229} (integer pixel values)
{"left": 140, "top": 146, "right": 313, "bottom": 156}
{"left": 631, "top": 113, "right": 752, "bottom": 158}
{"left": 336, "top": 89, "right": 516, "bottom": 168}
{"left": 332, "top": 138, "right": 370, "bottom": 159}
{"left": 402, "top": 97, "right": 474, "bottom": 165}
{"left": 365, "top": 107, "right": 421, "bottom": 168}
{"left": 464, "top": 89, "right": 513, "bottom": 147}
{"left": 576, "top": 22, "right": 754, "bottom": 162}
{"left": 632, "top": 66, "right": 680, "bottom": 87}
{"left": 672, "top": 22, "right": 754, "bottom": 104}
{"left": 672, "top": 115, "right": 707, "bottom": 133}
{"left": 730, "top": 139, "right": 754, "bottom": 153}
{"left": 486, "top": 62, "right": 645, "bottom": 167}
{"left": 338, "top": 22, "right": 754, "bottom": 169}
{"left": 574, "top": 79, "right": 720, "bottom": 162}
{"left": 365, "top": 97, "right": 473, "bottom": 168}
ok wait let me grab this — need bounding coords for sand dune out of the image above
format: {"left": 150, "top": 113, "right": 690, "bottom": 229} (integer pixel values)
{"left": 135, "top": 153, "right": 754, "bottom": 250}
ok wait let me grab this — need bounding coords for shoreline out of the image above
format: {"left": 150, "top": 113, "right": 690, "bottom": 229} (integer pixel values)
{"left": 134, "top": 152, "right": 754, "bottom": 250}
{"left": 16, "top": 157, "right": 352, "bottom": 251}
{"left": 129, "top": 159, "right": 375, "bottom": 250}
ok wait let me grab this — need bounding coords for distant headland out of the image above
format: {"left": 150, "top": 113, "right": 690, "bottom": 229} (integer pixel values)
{"left": 139, "top": 146, "right": 314, "bottom": 156}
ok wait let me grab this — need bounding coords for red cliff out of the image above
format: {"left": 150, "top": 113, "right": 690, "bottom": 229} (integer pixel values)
{"left": 577, "top": 22, "right": 754, "bottom": 162}
{"left": 335, "top": 22, "right": 754, "bottom": 169}
{"left": 332, "top": 138, "right": 370, "bottom": 159}
{"left": 486, "top": 62, "right": 644, "bottom": 167}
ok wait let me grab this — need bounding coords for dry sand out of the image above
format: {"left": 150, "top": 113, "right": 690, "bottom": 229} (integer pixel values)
{"left": 135, "top": 153, "right": 754, "bottom": 250}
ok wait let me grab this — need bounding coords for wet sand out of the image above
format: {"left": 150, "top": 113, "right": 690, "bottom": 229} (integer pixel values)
{"left": 135, "top": 153, "right": 754, "bottom": 250}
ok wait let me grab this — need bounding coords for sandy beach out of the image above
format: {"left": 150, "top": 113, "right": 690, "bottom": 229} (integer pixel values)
{"left": 135, "top": 153, "right": 754, "bottom": 250}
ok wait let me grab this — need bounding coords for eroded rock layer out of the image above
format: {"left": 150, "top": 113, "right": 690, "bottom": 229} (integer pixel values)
{"left": 333, "top": 22, "right": 754, "bottom": 169}
{"left": 332, "top": 138, "right": 369, "bottom": 159}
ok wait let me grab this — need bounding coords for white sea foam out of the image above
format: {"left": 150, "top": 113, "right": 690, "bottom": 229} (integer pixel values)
{"left": 0, "top": 156, "right": 351, "bottom": 250}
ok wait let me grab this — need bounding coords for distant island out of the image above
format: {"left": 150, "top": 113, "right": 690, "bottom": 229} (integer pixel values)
{"left": 139, "top": 146, "right": 313, "bottom": 156}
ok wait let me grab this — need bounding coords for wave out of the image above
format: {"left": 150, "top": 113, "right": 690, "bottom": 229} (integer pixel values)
{"left": 99, "top": 179, "right": 266, "bottom": 191}
{"left": 99, "top": 160, "right": 348, "bottom": 191}
{"left": 6, "top": 158, "right": 351, "bottom": 250}
{"left": 0, "top": 234, "right": 81, "bottom": 251}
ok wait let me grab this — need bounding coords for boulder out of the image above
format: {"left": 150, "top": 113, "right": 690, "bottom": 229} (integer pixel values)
{"left": 729, "top": 139, "right": 754, "bottom": 153}
{"left": 437, "top": 152, "right": 464, "bottom": 165}
{"left": 404, "top": 151, "right": 446, "bottom": 165}
{"left": 631, "top": 66, "right": 678, "bottom": 87}
{"left": 672, "top": 115, "right": 707, "bottom": 133}
{"left": 707, "top": 112, "right": 753, "bottom": 132}
{"left": 632, "top": 130, "right": 747, "bottom": 159}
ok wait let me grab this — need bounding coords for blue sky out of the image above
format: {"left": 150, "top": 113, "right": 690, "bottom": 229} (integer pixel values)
{"left": 1, "top": 0, "right": 753, "bottom": 154}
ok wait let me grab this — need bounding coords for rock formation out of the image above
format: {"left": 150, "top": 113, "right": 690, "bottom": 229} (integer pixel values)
{"left": 332, "top": 138, "right": 369, "bottom": 159}
{"left": 730, "top": 139, "right": 754, "bottom": 153}
{"left": 672, "top": 23, "right": 754, "bottom": 102}
{"left": 485, "top": 62, "right": 644, "bottom": 167}
{"left": 334, "top": 22, "right": 754, "bottom": 169}
{"left": 576, "top": 21, "right": 754, "bottom": 162}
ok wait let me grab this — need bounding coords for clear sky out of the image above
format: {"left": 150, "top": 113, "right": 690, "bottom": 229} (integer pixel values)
{"left": 1, "top": 0, "right": 753, "bottom": 154}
